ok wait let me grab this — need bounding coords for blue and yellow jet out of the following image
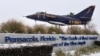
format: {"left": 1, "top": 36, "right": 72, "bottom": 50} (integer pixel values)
{"left": 26, "top": 5, "right": 95, "bottom": 26}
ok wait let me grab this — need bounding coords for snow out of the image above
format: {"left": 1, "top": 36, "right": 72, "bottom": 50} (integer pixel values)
{"left": 82, "top": 52, "right": 100, "bottom": 56}
{"left": 0, "top": 43, "right": 49, "bottom": 48}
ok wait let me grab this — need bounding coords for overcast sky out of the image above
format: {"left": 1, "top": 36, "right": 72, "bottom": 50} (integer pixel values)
{"left": 0, "top": 0, "right": 100, "bottom": 33}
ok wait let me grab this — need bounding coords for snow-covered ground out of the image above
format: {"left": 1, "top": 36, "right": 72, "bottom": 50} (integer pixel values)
{"left": 0, "top": 43, "right": 49, "bottom": 48}
{"left": 0, "top": 43, "right": 100, "bottom": 56}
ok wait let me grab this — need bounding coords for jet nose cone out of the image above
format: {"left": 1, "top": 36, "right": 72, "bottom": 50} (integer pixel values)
{"left": 26, "top": 15, "right": 33, "bottom": 18}
{"left": 26, "top": 15, "right": 37, "bottom": 19}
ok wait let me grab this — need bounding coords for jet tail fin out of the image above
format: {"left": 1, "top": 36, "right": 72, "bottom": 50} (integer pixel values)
{"left": 75, "top": 5, "right": 95, "bottom": 21}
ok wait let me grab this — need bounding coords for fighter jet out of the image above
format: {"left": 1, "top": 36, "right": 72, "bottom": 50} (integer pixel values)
{"left": 26, "top": 5, "right": 95, "bottom": 26}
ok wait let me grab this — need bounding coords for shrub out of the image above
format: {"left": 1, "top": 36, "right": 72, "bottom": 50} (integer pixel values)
{"left": 55, "top": 50, "right": 65, "bottom": 56}
{"left": 75, "top": 45, "right": 100, "bottom": 55}
{"left": 48, "top": 26, "right": 64, "bottom": 34}
{"left": 25, "top": 26, "right": 34, "bottom": 34}
{"left": 33, "top": 25, "right": 48, "bottom": 34}
{"left": 0, "top": 19, "right": 25, "bottom": 33}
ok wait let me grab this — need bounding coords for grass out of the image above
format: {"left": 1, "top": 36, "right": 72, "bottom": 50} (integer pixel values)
{"left": 75, "top": 45, "right": 100, "bottom": 55}
{"left": 55, "top": 45, "right": 100, "bottom": 56}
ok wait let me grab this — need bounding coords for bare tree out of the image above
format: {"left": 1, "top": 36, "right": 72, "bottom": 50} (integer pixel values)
{"left": 83, "top": 22, "right": 98, "bottom": 35}
{"left": 66, "top": 24, "right": 98, "bottom": 35}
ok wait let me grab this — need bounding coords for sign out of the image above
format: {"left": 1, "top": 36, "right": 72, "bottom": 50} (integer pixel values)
{"left": 0, "top": 33, "right": 98, "bottom": 51}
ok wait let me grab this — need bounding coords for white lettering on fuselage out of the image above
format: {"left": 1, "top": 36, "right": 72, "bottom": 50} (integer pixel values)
{"left": 48, "top": 21, "right": 66, "bottom": 25}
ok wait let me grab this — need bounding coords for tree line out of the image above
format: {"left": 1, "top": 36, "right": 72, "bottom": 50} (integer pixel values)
{"left": 0, "top": 19, "right": 98, "bottom": 35}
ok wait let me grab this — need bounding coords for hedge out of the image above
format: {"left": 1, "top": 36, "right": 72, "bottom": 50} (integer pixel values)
{"left": 0, "top": 44, "right": 53, "bottom": 56}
